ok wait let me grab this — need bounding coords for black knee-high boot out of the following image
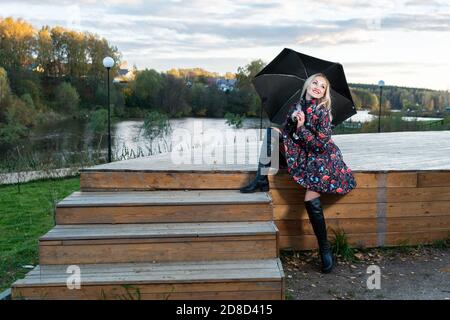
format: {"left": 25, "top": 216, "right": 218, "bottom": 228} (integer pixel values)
{"left": 239, "top": 128, "right": 272, "bottom": 193}
{"left": 304, "top": 197, "right": 334, "bottom": 273}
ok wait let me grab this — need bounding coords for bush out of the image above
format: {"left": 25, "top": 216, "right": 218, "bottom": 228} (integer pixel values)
{"left": 224, "top": 112, "right": 245, "bottom": 129}
{"left": 0, "top": 117, "right": 27, "bottom": 146}
{"left": 55, "top": 82, "right": 80, "bottom": 114}
{"left": 140, "top": 110, "right": 171, "bottom": 140}
{"left": 88, "top": 109, "right": 108, "bottom": 135}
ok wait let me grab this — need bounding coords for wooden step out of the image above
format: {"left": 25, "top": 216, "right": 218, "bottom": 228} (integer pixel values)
{"left": 39, "top": 222, "right": 279, "bottom": 265}
{"left": 56, "top": 190, "right": 273, "bottom": 224}
{"left": 80, "top": 170, "right": 259, "bottom": 191}
{"left": 79, "top": 150, "right": 264, "bottom": 191}
{"left": 12, "top": 259, "right": 285, "bottom": 300}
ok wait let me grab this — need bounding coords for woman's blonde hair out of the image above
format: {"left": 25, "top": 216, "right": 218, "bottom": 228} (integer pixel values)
{"left": 300, "top": 73, "right": 333, "bottom": 122}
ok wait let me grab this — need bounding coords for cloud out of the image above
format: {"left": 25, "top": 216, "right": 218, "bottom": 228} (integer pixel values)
{"left": 296, "top": 29, "right": 375, "bottom": 46}
{"left": 1, "top": 0, "right": 450, "bottom": 89}
{"left": 382, "top": 13, "right": 450, "bottom": 31}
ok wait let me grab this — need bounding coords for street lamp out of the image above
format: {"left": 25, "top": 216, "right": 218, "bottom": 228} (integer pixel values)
{"left": 103, "top": 56, "right": 115, "bottom": 162}
{"left": 378, "top": 80, "right": 385, "bottom": 133}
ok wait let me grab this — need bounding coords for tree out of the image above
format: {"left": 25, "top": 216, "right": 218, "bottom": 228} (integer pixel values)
{"left": 235, "top": 59, "right": 265, "bottom": 91}
{"left": 36, "top": 26, "right": 53, "bottom": 77}
{"left": 189, "top": 82, "right": 208, "bottom": 116}
{"left": 158, "top": 74, "right": 190, "bottom": 117}
{"left": 224, "top": 72, "right": 236, "bottom": 80}
{"left": 134, "top": 69, "right": 164, "bottom": 107}
{"left": 55, "top": 82, "right": 79, "bottom": 113}
{"left": 0, "top": 17, "right": 36, "bottom": 72}
{"left": 0, "top": 68, "right": 11, "bottom": 122}
{"left": 234, "top": 59, "right": 266, "bottom": 116}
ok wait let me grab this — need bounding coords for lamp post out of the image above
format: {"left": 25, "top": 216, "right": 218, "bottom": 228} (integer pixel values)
{"left": 103, "top": 56, "right": 115, "bottom": 162}
{"left": 378, "top": 80, "right": 385, "bottom": 133}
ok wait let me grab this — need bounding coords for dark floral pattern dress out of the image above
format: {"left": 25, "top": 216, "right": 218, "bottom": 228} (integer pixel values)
{"left": 279, "top": 97, "right": 357, "bottom": 195}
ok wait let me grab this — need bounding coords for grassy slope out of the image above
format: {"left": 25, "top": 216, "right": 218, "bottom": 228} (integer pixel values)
{"left": 0, "top": 177, "right": 80, "bottom": 291}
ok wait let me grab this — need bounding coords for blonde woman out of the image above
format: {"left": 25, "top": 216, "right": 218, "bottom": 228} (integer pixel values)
{"left": 240, "top": 73, "right": 357, "bottom": 273}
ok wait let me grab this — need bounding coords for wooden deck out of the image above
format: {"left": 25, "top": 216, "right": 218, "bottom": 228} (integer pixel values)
{"left": 81, "top": 130, "right": 450, "bottom": 172}
{"left": 78, "top": 130, "right": 450, "bottom": 249}
{"left": 11, "top": 131, "right": 450, "bottom": 300}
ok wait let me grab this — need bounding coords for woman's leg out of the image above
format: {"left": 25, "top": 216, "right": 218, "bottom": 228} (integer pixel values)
{"left": 303, "top": 189, "right": 334, "bottom": 273}
{"left": 305, "top": 189, "right": 321, "bottom": 201}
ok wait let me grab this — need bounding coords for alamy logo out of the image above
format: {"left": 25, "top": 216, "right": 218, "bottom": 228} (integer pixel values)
{"left": 66, "top": 265, "right": 81, "bottom": 290}
{"left": 366, "top": 265, "right": 381, "bottom": 290}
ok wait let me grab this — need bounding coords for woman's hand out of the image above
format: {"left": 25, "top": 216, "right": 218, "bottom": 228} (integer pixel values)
{"left": 293, "top": 110, "right": 305, "bottom": 129}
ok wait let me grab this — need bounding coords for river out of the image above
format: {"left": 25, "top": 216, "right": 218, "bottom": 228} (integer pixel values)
{"left": 0, "top": 110, "right": 443, "bottom": 168}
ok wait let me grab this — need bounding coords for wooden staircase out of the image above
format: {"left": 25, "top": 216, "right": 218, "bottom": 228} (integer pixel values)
{"left": 11, "top": 167, "right": 285, "bottom": 300}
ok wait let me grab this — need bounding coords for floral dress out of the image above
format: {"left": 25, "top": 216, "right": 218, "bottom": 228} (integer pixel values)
{"left": 279, "top": 97, "right": 357, "bottom": 195}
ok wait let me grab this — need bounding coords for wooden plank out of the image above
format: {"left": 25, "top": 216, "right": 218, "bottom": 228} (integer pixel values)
{"left": 52, "top": 235, "right": 275, "bottom": 246}
{"left": 385, "top": 172, "right": 417, "bottom": 187}
{"left": 39, "top": 238, "right": 278, "bottom": 265}
{"left": 269, "top": 188, "right": 378, "bottom": 204}
{"left": 275, "top": 218, "right": 377, "bottom": 236}
{"left": 275, "top": 216, "right": 450, "bottom": 236}
{"left": 387, "top": 201, "right": 450, "bottom": 217}
{"left": 40, "top": 222, "right": 277, "bottom": 241}
{"left": 57, "top": 190, "right": 270, "bottom": 207}
{"left": 17, "top": 259, "right": 283, "bottom": 281}
{"left": 418, "top": 171, "right": 450, "bottom": 187}
{"left": 273, "top": 203, "right": 378, "bottom": 220}
{"left": 13, "top": 285, "right": 282, "bottom": 300}
{"left": 382, "top": 229, "right": 450, "bottom": 245}
{"left": 12, "top": 257, "right": 284, "bottom": 299}
{"left": 270, "top": 186, "right": 450, "bottom": 205}
{"left": 13, "top": 280, "right": 282, "bottom": 292}
{"left": 81, "top": 170, "right": 421, "bottom": 191}
{"left": 269, "top": 172, "right": 417, "bottom": 189}
{"left": 17, "top": 271, "right": 282, "bottom": 286}
{"left": 81, "top": 171, "right": 253, "bottom": 190}
{"left": 16, "top": 270, "right": 282, "bottom": 286}
{"left": 55, "top": 235, "right": 275, "bottom": 246}
{"left": 387, "top": 186, "right": 450, "bottom": 202}
{"left": 276, "top": 258, "right": 286, "bottom": 300}
{"left": 386, "top": 216, "right": 450, "bottom": 232}
{"left": 56, "top": 203, "right": 273, "bottom": 224}
{"left": 274, "top": 202, "right": 450, "bottom": 220}
{"left": 279, "top": 229, "right": 450, "bottom": 250}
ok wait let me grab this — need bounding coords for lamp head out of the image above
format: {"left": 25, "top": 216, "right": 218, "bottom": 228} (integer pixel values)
{"left": 103, "top": 57, "right": 115, "bottom": 69}
{"left": 378, "top": 80, "right": 385, "bottom": 87}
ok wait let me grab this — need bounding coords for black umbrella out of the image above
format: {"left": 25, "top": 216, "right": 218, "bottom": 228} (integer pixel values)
{"left": 252, "top": 47, "right": 356, "bottom": 127}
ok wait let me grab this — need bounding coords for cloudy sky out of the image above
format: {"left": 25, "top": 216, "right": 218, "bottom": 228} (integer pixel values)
{"left": 1, "top": 0, "right": 449, "bottom": 90}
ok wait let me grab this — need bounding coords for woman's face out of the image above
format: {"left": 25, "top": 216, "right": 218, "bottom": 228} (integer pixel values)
{"left": 307, "top": 76, "right": 327, "bottom": 99}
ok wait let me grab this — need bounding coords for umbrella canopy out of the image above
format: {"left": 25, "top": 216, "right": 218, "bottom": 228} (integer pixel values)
{"left": 252, "top": 48, "right": 356, "bottom": 126}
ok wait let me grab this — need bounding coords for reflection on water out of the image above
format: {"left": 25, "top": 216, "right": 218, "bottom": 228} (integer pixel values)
{"left": 348, "top": 110, "right": 444, "bottom": 122}
{"left": 1, "top": 117, "right": 272, "bottom": 165}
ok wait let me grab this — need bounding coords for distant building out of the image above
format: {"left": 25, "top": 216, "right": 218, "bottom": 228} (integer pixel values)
{"left": 113, "top": 61, "right": 135, "bottom": 83}
{"left": 215, "top": 78, "right": 237, "bottom": 92}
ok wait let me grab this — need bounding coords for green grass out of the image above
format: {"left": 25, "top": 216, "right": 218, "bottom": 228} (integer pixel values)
{"left": 431, "top": 237, "right": 450, "bottom": 249}
{"left": 329, "top": 228, "right": 356, "bottom": 262}
{"left": 0, "top": 176, "right": 80, "bottom": 291}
